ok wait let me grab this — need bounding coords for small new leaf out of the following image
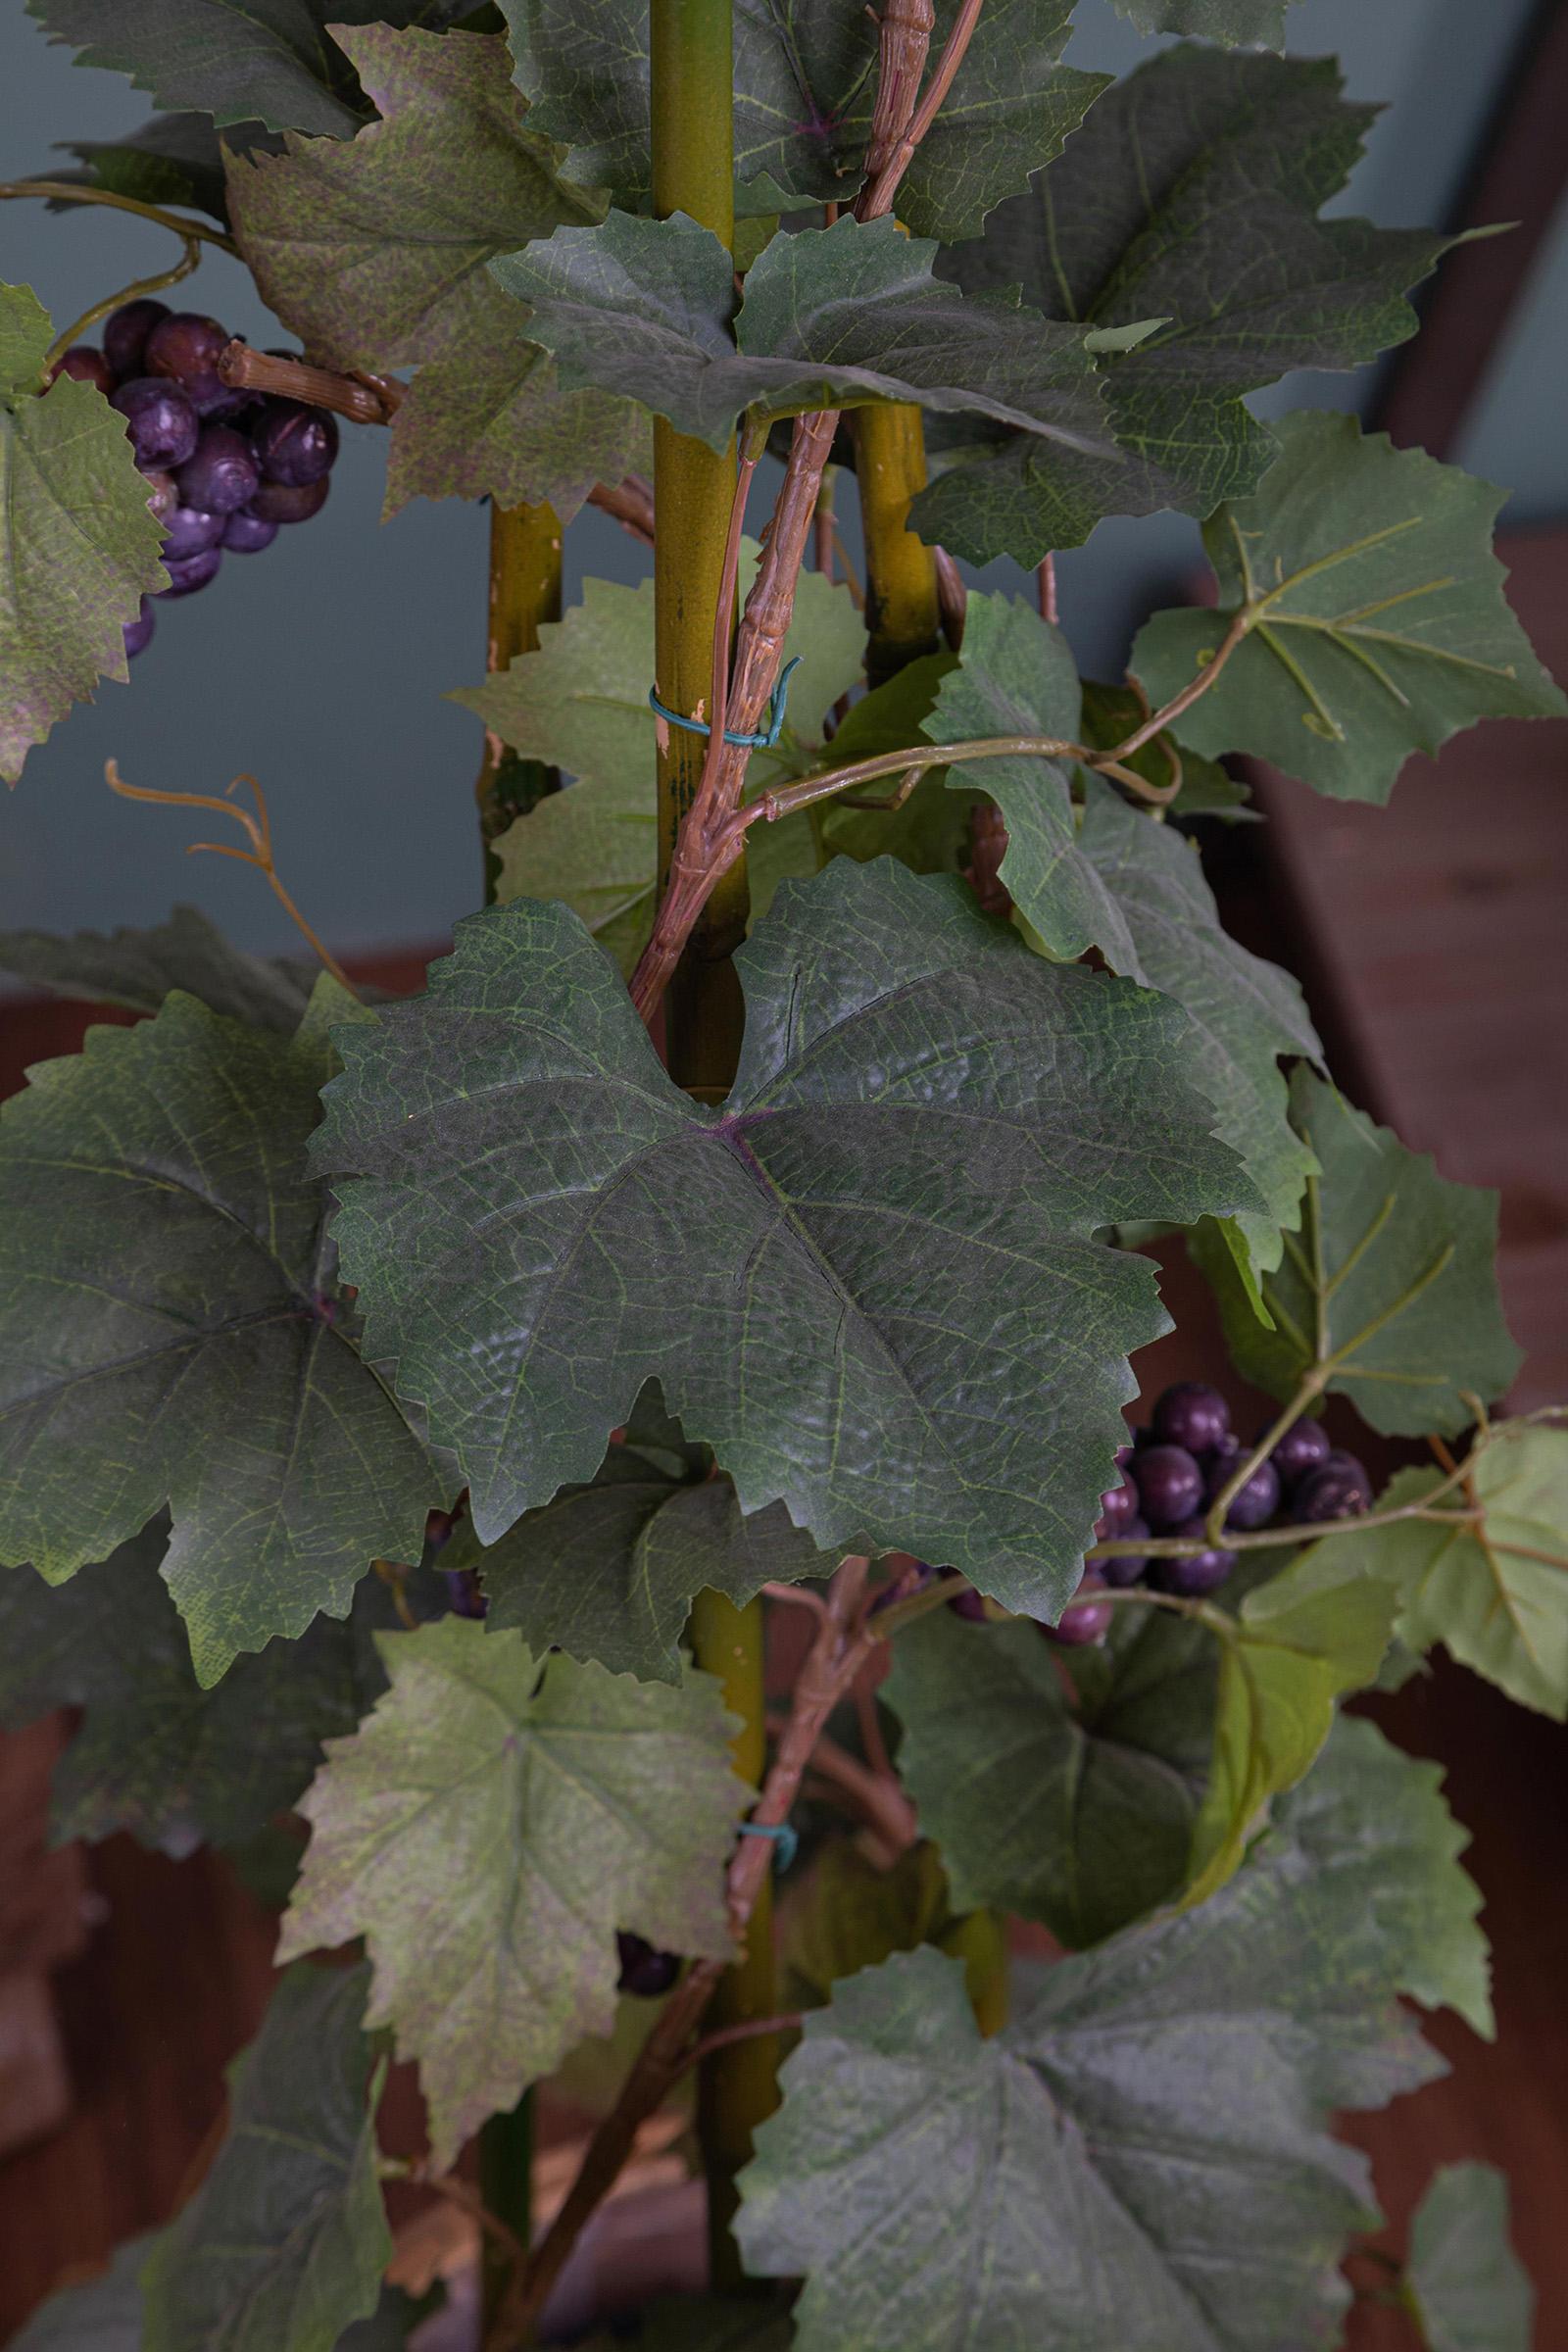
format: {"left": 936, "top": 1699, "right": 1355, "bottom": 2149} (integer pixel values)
{"left": 140, "top": 1961, "right": 390, "bottom": 2352}
{"left": 279, "top": 1617, "right": 746, "bottom": 2165}
{"left": 1193, "top": 1068, "right": 1521, "bottom": 1437}
{"left": 1406, "top": 2163, "right": 1535, "bottom": 2352}
{"left": 0, "top": 281, "right": 167, "bottom": 786}
{"left": 1133, "top": 413, "right": 1567, "bottom": 804}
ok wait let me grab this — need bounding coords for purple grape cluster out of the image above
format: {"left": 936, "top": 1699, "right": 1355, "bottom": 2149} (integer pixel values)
{"left": 55, "top": 301, "right": 340, "bottom": 663}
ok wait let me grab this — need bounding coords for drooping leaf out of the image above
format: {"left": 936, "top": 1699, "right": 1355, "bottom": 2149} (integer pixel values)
{"left": 140, "top": 1961, "right": 391, "bottom": 2352}
{"left": 1132, "top": 413, "right": 1567, "bottom": 804}
{"left": 931, "top": 47, "right": 1448, "bottom": 549}
{"left": 502, "top": 0, "right": 1104, "bottom": 241}
{"left": 494, "top": 212, "right": 1139, "bottom": 548}
{"left": 0, "top": 1519, "right": 444, "bottom": 1855}
{"left": 0, "top": 980, "right": 443, "bottom": 1686}
{"left": 312, "top": 859, "right": 1258, "bottom": 1621}
{"left": 0, "top": 903, "right": 319, "bottom": 1029}
{"left": 736, "top": 1714, "right": 1483, "bottom": 2352}
{"left": 10, "top": 2235, "right": 155, "bottom": 2350}
{"left": 279, "top": 1616, "right": 745, "bottom": 2164}
{"left": 1109, "top": 0, "right": 1299, "bottom": 38}
{"left": 0, "top": 281, "right": 167, "bottom": 786}
{"left": 48, "top": 114, "right": 277, "bottom": 224}
{"left": 883, "top": 1607, "right": 1215, "bottom": 1946}
{"left": 227, "top": 27, "right": 643, "bottom": 518}
{"left": 1078, "top": 681, "right": 1255, "bottom": 822}
{"left": 1193, "top": 1067, "right": 1521, "bottom": 1437}
{"left": 1406, "top": 2163, "right": 1534, "bottom": 2352}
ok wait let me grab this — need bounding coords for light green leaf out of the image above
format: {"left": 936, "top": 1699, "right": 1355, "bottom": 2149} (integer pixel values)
{"left": 1132, "top": 413, "right": 1566, "bottom": 804}
{"left": 924, "top": 50, "right": 1450, "bottom": 556}
{"left": 0, "top": 982, "right": 443, "bottom": 1685}
{"left": 503, "top": 0, "right": 1104, "bottom": 242}
{"left": 279, "top": 1617, "right": 746, "bottom": 2164}
{"left": 141, "top": 1961, "right": 390, "bottom": 2352}
{"left": 311, "top": 859, "right": 1257, "bottom": 1621}
{"left": 737, "top": 1714, "right": 1483, "bottom": 2352}
{"left": 883, "top": 1607, "right": 1215, "bottom": 1947}
{"left": 226, "top": 27, "right": 642, "bottom": 518}
{"left": 0, "top": 903, "right": 320, "bottom": 1030}
{"left": 1193, "top": 1066, "right": 1521, "bottom": 1437}
{"left": 1, "top": 281, "right": 168, "bottom": 785}
{"left": 1407, "top": 2163, "right": 1534, "bottom": 2352}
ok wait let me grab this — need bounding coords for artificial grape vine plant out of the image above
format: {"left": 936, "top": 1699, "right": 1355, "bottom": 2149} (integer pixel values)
{"left": 1, "top": 0, "right": 1563, "bottom": 2344}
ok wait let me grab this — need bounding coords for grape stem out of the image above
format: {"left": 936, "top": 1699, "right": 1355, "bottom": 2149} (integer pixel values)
{"left": 0, "top": 178, "right": 237, "bottom": 253}
{"left": 44, "top": 233, "right": 205, "bottom": 376}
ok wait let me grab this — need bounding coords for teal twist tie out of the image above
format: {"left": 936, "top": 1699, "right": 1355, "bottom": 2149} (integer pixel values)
{"left": 649, "top": 656, "right": 802, "bottom": 751}
{"left": 739, "top": 1817, "right": 798, "bottom": 1871}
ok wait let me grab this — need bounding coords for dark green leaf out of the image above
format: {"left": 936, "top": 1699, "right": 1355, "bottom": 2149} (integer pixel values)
{"left": 0, "top": 281, "right": 168, "bottom": 786}
{"left": 883, "top": 1608, "right": 1215, "bottom": 1946}
{"left": 279, "top": 1617, "right": 745, "bottom": 2163}
{"left": 49, "top": 114, "right": 278, "bottom": 223}
{"left": 0, "top": 980, "right": 443, "bottom": 1685}
{"left": 580, "top": 2297, "right": 795, "bottom": 2352}
{"left": 737, "top": 1714, "right": 1483, "bottom": 2351}
{"left": 781, "top": 1838, "right": 953, "bottom": 2009}
{"left": 1133, "top": 413, "right": 1567, "bottom": 803}
{"left": 312, "top": 859, "right": 1256, "bottom": 1621}
{"left": 1193, "top": 1067, "right": 1521, "bottom": 1437}
{"left": 141, "top": 1961, "right": 390, "bottom": 2352}
{"left": 1406, "top": 2163, "right": 1534, "bottom": 2352}
{"left": 0, "top": 903, "right": 319, "bottom": 1029}
{"left": 1079, "top": 681, "right": 1255, "bottom": 822}
{"left": 227, "top": 27, "right": 643, "bottom": 517}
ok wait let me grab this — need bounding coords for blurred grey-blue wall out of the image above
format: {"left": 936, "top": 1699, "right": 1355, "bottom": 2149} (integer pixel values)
{"left": 1, "top": 0, "right": 1560, "bottom": 961}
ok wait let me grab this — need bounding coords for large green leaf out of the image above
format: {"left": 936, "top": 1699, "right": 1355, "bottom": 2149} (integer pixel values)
{"left": 140, "top": 1961, "right": 390, "bottom": 2352}
{"left": 312, "top": 859, "right": 1257, "bottom": 1621}
{"left": 502, "top": 0, "right": 1104, "bottom": 241}
{"left": 931, "top": 48, "right": 1447, "bottom": 546}
{"left": 226, "top": 27, "right": 643, "bottom": 518}
{"left": 1406, "top": 2164, "right": 1534, "bottom": 2352}
{"left": 0, "top": 903, "right": 319, "bottom": 1029}
{"left": 1193, "top": 1067, "right": 1521, "bottom": 1438}
{"left": 280, "top": 1616, "right": 745, "bottom": 2164}
{"left": 736, "top": 1714, "right": 1485, "bottom": 2352}
{"left": 448, "top": 1390, "right": 838, "bottom": 1681}
{"left": 1132, "top": 413, "right": 1566, "bottom": 804}
{"left": 0, "top": 282, "right": 168, "bottom": 786}
{"left": 0, "top": 1519, "right": 442, "bottom": 1855}
{"left": 0, "top": 981, "right": 442, "bottom": 1686}
{"left": 883, "top": 1607, "right": 1215, "bottom": 1947}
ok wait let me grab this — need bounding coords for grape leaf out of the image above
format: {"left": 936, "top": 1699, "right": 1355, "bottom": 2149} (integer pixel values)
{"left": 883, "top": 1607, "right": 1216, "bottom": 1947}
{"left": 449, "top": 1396, "right": 838, "bottom": 1682}
{"left": 0, "top": 282, "right": 168, "bottom": 786}
{"left": 1406, "top": 2163, "right": 1534, "bottom": 2352}
{"left": 737, "top": 1714, "right": 1484, "bottom": 2352}
{"left": 279, "top": 1617, "right": 745, "bottom": 2164}
{"left": 0, "top": 980, "right": 443, "bottom": 1686}
{"left": 581, "top": 2299, "right": 795, "bottom": 2352}
{"left": 932, "top": 48, "right": 1447, "bottom": 547}
{"left": 140, "top": 1961, "right": 391, "bottom": 2352}
{"left": 311, "top": 858, "right": 1258, "bottom": 1621}
{"left": 1132, "top": 413, "right": 1567, "bottom": 804}
{"left": 10, "top": 2236, "right": 156, "bottom": 2350}
{"left": 1193, "top": 1067, "right": 1521, "bottom": 1438}
{"left": 48, "top": 114, "right": 278, "bottom": 224}
{"left": 1348, "top": 1425, "right": 1568, "bottom": 1720}
{"left": 1078, "top": 681, "right": 1254, "bottom": 823}
{"left": 0, "top": 903, "right": 319, "bottom": 1029}
{"left": 493, "top": 212, "right": 1140, "bottom": 548}
{"left": 1110, "top": 0, "right": 1298, "bottom": 36}
{"left": 780, "top": 1838, "right": 969, "bottom": 2011}
{"left": 502, "top": 0, "right": 1104, "bottom": 242}
{"left": 226, "top": 27, "right": 643, "bottom": 518}
{"left": 0, "top": 1519, "right": 444, "bottom": 1855}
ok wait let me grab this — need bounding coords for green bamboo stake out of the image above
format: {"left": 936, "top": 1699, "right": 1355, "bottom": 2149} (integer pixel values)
{"left": 856, "top": 404, "right": 942, "bottom": 687}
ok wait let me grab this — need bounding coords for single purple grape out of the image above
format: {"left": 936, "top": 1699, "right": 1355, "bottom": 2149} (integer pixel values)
{"left": 1266, "top": 1418, "right": 1332, "bottom": 1492}
{"left": 1152, "top": 1381, "right": 1232, "bottom": 1455}
{"left": 1130, "top": 1443, "right": 1205, "bottom": 1532}
{"left": 161, "top": 502, "right": 224, "bottom": 562}
{"left": 616, "top": 1932, "right": 681, "bottom": 1998}
{"left": 122, "top": 598, "right": 156, "bottom": 660}
{"left": 442, "top": 1565, "right": 487, "bottom": 1618}
{"left": 251, "top": 396, "right": 339, "bottom": 486}
{"left": 1097, "top": 1473, "right": 1140, "bottom": 1539}
{"left": 221, "top": 507, "right": 279, "bottom": 555}
{"left": 1147, "top": 1520, "right": 1238, "bottom": 1597}
{"left": 1044, "top": 1567, "right": 1114, "bottom": 1647}
{"left": 144, "top": 311, "right": 244, "bottom": 416}
{"left": 111, "top": 376, "right": 199, "bottom": 470}
{"left": 103, "top": 297, "right": 171, "bottom": 380}
{"left": 157, "top": 545, "right": 222, "bottom": 598}
{"left": 249, "top": 473, "right": 330, "bottom": 525}
{"left": 176, "top": 423, "right": 260, "bottom": 516}
{"left": 1098, "top": 1512, "right": 1149, "bottom": 1588}
{"left": 140, "top": 468, "right": 178, "bottom": 525}
{"left": 53, "top": 345, "right": 115, "bottom": 396}
{"left": 947, "top": 1587, "right": 990, "bottom": 1622}
{"left": 1292, "top": 1450, "right": 1373, "bottom": 1524}
{"left": 1206, "top": 1449, "right": 1281, "bottom": 1532}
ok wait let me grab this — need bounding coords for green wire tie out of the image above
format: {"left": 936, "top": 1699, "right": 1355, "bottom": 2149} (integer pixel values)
{"left": 649, "top": 656, "right": 802, "bottom": 750}
{"left": 739, "top": 1818, "right": 798, "bottom": 1871}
